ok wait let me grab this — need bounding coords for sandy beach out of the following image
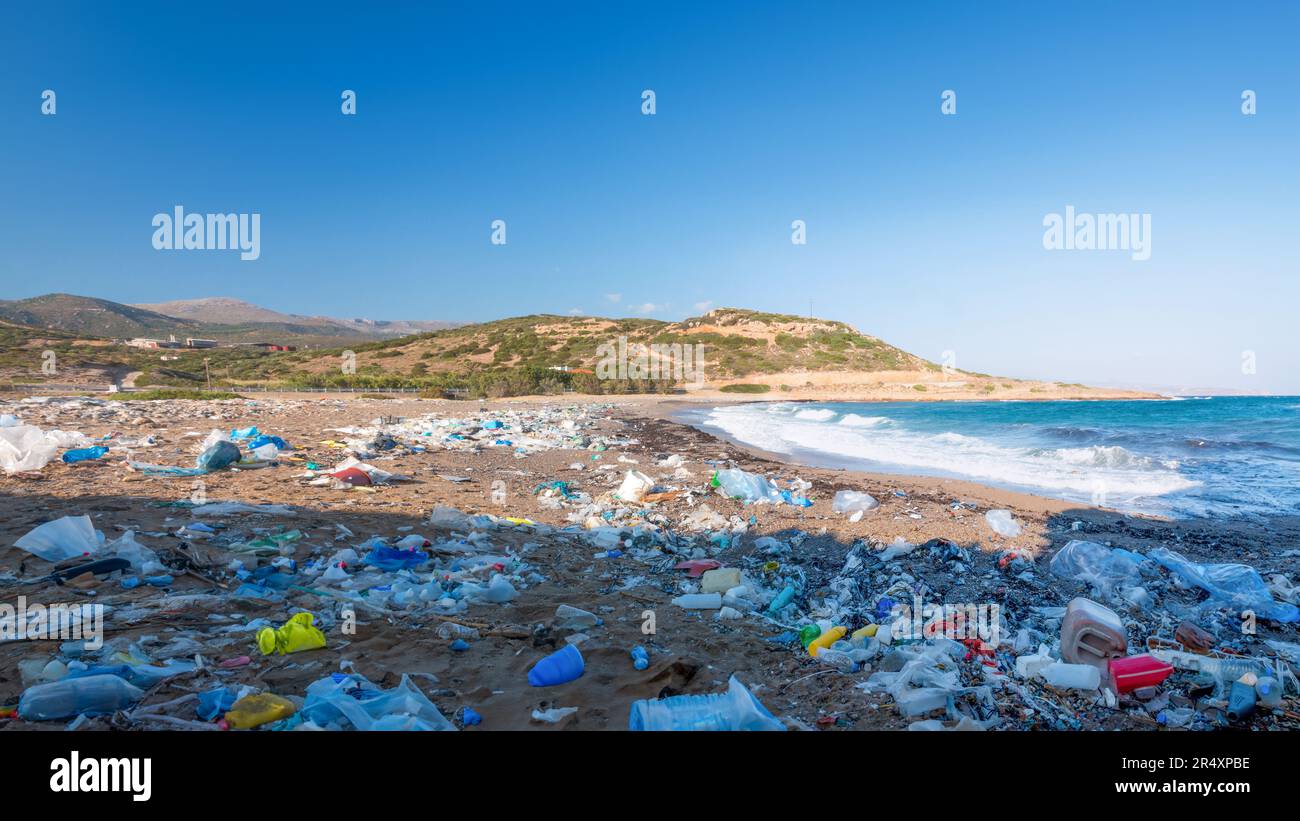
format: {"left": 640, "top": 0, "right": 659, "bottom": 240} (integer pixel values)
{"left": 1, "top": 392, "right": 1297, "bottom": 731}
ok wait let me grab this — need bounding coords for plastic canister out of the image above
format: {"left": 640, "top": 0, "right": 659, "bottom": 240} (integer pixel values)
{"left": 1060, "top": 597, "right": 1127, "bottom": 677}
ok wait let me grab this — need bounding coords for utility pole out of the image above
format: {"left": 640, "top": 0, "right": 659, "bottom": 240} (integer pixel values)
{"left": 204, "top": 358, "right": 211, "bottom": 391}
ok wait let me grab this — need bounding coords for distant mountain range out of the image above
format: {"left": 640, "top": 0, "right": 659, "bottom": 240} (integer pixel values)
{"left": 0, "top": 293, "right": 459, "bottom": 345}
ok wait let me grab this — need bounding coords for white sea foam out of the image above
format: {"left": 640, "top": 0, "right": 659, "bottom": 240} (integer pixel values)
{"left": 793, "top": 408, "right": 836, "bottom": 421}
{"left": 839, "top": 413, "right": 889, "bottom": 427}
{"left": 701, "top": 404, "right": 1199, "bottom": 509}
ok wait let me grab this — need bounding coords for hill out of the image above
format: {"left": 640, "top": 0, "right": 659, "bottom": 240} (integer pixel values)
{"left": 199, "top": 307, "right": 1151, "bottom": 400}
{"left": 134, "top": 297, "right": 459, "bottom": 338}
{"left": 0, "top": 293, "right": 459, "bottom": 347}
{"left": 0, "top": 294, "right": 202, "bottom": 338}
{"left": 0, "top": 303, "right": 1158, "bottom": 401}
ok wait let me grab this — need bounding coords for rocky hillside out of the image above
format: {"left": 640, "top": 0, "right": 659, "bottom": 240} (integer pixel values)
{"left": 264, "top": 308, "right": 935, "bottom": 381}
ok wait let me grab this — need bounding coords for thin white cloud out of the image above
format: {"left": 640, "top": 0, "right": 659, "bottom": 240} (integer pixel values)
{"left": 635, "top": 302, "right": 662, "bottom": 314}
{"left": 566, "top": 307, "right": 584, "bottom": 316}
{"left": 693, "top": 300, "right": 713, "bottom": 313}
{"left": 604, "top": 293, "right": 622, "bottom": 303}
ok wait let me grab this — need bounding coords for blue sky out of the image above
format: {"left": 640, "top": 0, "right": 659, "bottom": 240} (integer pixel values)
{"left": 1, "top": 2, "right": 1297, "bottom": 392}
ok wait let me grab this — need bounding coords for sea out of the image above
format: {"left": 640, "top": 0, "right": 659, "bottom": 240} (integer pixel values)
{"left": 680, "top": 397, "right": 1300, "bottom": 519}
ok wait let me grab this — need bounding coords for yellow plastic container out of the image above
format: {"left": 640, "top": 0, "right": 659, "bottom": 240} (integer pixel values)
{"left": 851, "top": 624, "right": 878, "bottom": 641}
{"left": 225, "top": 693, "right": 296, "bottom": 729}
{"left": 256, "top": 612, "right": 327, "bottom": 656}
{"left": 807, "top": 626, "right": 846, "bottom": 657}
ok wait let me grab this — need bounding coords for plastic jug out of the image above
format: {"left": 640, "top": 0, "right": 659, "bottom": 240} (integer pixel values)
{"left": 1109, "top": 654, "right": 1173, "bottom": 693}
{"left": 1060, "top": 597, "right": 1126, "bottom": 677}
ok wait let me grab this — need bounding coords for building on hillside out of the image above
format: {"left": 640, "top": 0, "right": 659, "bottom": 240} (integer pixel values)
{"left": 185, "top": 338, "right": 219, "bottom": 348}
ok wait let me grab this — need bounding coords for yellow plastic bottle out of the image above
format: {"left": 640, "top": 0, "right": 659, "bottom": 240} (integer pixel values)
{"left": 851, "top": 624, "right": 878, "bottom": 641}
{"left": 807, "top": 626, "right": 846, "bottom": 657}
{"left": 225, "top": 693, "right": 296, "bottom": 729}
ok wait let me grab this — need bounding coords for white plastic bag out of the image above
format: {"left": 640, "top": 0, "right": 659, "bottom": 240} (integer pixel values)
{"left": 14, "top": 515, "right": 104, "bottom": 562}
{"left": 0, "top": 425, "right": 61, "bottom": 474}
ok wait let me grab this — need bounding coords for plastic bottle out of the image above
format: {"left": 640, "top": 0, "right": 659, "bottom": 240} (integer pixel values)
{"left": 807, "top": 626, "right": 847, "bottom": 658}
{"left": 1227, "top": 680, "right": 1257, "bottom": 721}
{"left": 18, "top": 674, "right": 144, "bottom": 720}
{"left": 817, "top": 649, "right": 857, "bottom": 673}
{"left": 62, "top": 446, "right": 109, "bottom": 463}
{"left": 672, "top": 593, "right": 722, "bottom": 610}
{"left": 628, "top": 675, "right": 783, "bottom": 731}
{"left": 851, "top": 624, "right": 879, "bottom": 642}
{"left": 527, "top": 644, "right": 585, "bottom": 687}
{"left": 767, "top": 585, "right": 796, "bottom": 614}
{"left": 1043, "top": 661, "right": 1101, "bottom": 690}
{"left": 798, "top": 624, "right": 822, "bottom": 649}
{"left": 435, "top": 622, "right": 481, "bottom": 641}
{"left": 631, "top": 646, "right": 649, "bottom": 670}
{"left": 555, "top": 604, "right": 602, "bottom": 629}
{"left": 1255, "top": 676, "right": 1282, "bottom": 709}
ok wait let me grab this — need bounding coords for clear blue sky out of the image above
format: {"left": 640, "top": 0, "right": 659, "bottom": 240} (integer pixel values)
{"left": 2, "top": 2, "right": 1297, "bottom": 392}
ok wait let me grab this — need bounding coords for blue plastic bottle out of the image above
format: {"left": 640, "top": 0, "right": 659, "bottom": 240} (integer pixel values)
{"left": 767, "top": 585, "right": 795, "bottom": 615}
{"left": 62, "top": 446, "right": 108, "bottom": 463}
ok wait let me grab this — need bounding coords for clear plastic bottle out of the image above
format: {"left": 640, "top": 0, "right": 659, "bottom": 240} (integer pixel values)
{"left": 628, "top": 675, "right": 783, "bottom": 731}
{"left": 817, "top": 650, "right": 858, "bottom": 673}
{"left": 555, "top": 605, "right": 602, "bottom": 629}
{"left": 18, "top": 674, "right": 144, "bottom": 720}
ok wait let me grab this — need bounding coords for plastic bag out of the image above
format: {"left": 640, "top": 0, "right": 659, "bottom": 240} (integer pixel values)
{"left": 832, "top": 490, "right": 879, "bottom": 513}
{"left": 256, "top": 612, "right": 327, "bottom": 655}
{"left": 1149, "top": 547, "right": 1299, "bottom": 623}
{"left": 713, "top": 468, "right": 780, "bottom": 504}
{"left": 985, "top": 509, "right": 1022, "bottom": 538}
{"left": 14, "top": 515, "right": 103, "bottom": 562}
{"left": 299, "top": 672, "right": 455, "bottom": 731}
{"left": 615, "top": 470, "right": 654, "bottom": 502}
{"left": 1049, "top": 540, "right": 1144, "bottom": 601}
{"left": 0, "top": 425, "right": 61, "bottom": 474}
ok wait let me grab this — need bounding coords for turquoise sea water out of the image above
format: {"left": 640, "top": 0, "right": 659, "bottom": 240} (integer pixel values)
{"left": 682, "top": 397, "right": 1300, "bottom": 518}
